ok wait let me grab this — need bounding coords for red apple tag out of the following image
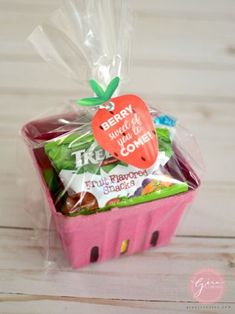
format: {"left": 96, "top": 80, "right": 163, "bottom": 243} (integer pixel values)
{"left": 92, "top": 94, "right": 158, "bottom": 169}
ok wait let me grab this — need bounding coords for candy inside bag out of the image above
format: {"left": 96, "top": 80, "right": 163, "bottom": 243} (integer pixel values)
{"left": 21, "top": 106, "right": 201, "bottom": 217}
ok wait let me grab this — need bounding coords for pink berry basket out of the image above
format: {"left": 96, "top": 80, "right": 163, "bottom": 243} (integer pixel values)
{"left": 22, "top": 112, "right": 200, "bottom": 269}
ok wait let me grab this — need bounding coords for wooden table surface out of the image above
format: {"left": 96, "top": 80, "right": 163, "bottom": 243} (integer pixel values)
{"left": 0, "top": 0, "right": 235, "bottom": 313}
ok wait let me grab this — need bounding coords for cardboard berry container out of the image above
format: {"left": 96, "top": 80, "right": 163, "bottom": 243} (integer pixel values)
{"left": 22, "top": 113, "right": 200, "bottom": 269}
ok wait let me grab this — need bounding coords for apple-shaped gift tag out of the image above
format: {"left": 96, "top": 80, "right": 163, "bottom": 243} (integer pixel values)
{"left": 77, "top": 77, "right": 158, "bottom": 169}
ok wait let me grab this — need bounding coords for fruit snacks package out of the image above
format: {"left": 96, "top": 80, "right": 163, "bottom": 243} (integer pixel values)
{"left": 43, "top": 111, "right": 189, "bottom": 216}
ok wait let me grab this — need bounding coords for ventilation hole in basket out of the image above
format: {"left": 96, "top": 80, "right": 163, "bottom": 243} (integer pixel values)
{"left": 150, "top": 231, "right": 159, "bottom": 247}
{"left": 120, "top": 239, "right": 129, "bottom": 254}
{"left": 90, "top": 246, "right": 99, "bottom": 263}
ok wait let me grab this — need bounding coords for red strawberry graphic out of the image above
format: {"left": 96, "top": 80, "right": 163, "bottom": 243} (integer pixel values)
{"left": 77, "top": 77, "right": 158, "bottom": 169}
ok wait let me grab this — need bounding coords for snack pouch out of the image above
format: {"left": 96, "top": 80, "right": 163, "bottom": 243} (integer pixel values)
{"left": 43, "top": 112, "right": 189, "bottom": 216}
